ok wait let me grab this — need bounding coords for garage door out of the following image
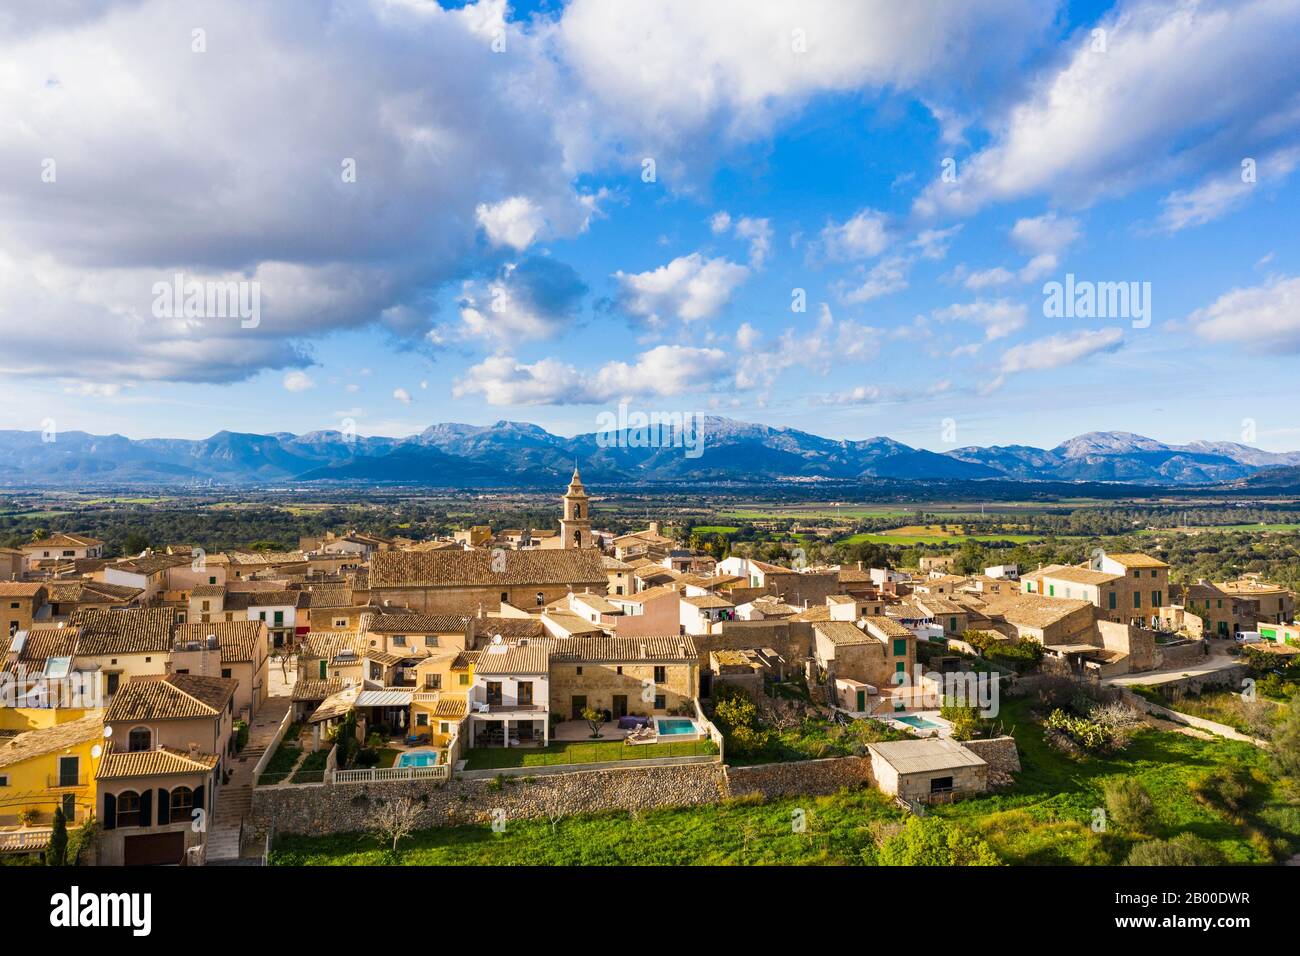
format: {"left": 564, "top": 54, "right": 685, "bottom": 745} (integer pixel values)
{"left": 123, "top": 832, "right": 186, "bottom": 866}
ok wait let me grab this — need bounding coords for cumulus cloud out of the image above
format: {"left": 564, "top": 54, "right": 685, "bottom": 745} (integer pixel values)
{"left": 933, "top": 299, "right": 1028, "bottom": 341}
{"left": 452, "top": 345, "right": 730, "bottom": 406}
{"left": 614, "top": 253, "right": 749, "bottom": 325}
{"left": 282, "top": 370, "right": 315, "bottom": 392}
{"left": 0, "top": 0, "right": 587, "bottom": 383}
{"left": 456, "top": 256, "right": 588, "bottom": 343}
{"left": 1187, "top": 275, "right": 1300, "bottom": 352}
{"left": 393, "top": 388, "right": 413, "bottom": 405}
{"left": 819, "top": 208, "right": 891, "bottom": 261}
{"left": 476, "top": 197, "right": 548, "bottom": 251}
{"left": 555, "top": 0, "right": 1056, "bottom": 174}
{"left": 842, "top": 255, "right": 910, "bottom": 303}
{"left": 914, "top": 0, "right": 1300, "bottom": 217}
{"left": 1000, "top": 327, "right": 1124, "bottom": 374}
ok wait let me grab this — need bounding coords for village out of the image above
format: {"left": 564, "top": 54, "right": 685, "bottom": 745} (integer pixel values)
{"left": 2, "top": 467, "right": 1296, "bottom": 866}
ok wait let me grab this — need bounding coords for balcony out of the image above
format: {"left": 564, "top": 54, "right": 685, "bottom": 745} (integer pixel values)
{"left": 47, "top": 774, "right": 88, "bottom": 789}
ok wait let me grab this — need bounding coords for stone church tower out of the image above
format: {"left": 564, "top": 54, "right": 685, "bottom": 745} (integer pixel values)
{"left": 560, "top": 464, "right": 591, "bottom": 549}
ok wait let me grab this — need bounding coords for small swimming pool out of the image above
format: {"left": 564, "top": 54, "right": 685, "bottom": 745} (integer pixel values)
{"left": 395, "top": 749, "right": 440, "bottom": 768}
{"left": 893, "top": 714, "right": 942, "bottom": 731}
{"left": 654, "top": 718, "right": 698, "bottom": 736}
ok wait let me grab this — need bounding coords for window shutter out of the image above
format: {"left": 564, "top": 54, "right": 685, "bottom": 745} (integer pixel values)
{"left": 139, "top": 788, "right": 152, "bottom": 827}
{"left": 157, "top": 789, "right": 171, "bottom": 825}
{"left": 103, "top": 793, "right": 117, "bottom": 830}
{"left": 194, "top": 784, "right": 206, "bottom": 813}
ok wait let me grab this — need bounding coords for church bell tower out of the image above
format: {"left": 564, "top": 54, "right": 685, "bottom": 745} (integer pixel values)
{"left": 560, "top": 464, "right": 591, "bottom": 549}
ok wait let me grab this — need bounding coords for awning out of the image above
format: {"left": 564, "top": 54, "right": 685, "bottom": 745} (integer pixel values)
{"left": 355, "top": 689, "right": 412, "bottom": 707}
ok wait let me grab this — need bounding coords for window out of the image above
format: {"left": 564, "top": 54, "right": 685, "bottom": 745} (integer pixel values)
{"left": 106, "top": 672, "right": 121, "bottom": 696}
{"left": 1133, "top": 592, "right": 1141, "bottom": 608}
{"left": 170, "top": 787, "right": 194, "bottom": 816}
{"left": 1152, "top": 591, "right": 1161, "bottom": 608}
{"left": 427, "top": 636, "right": 438, "bottom": 648}
{"left": 616, "top": 666, "right": 623, "bottom": 675}
{"left": 1133, "top": 570, "right": 1140, "bottom": 578}
{"left": 440, "top": 722, "right": 450, "bottom": 734}
{"left": 333, "top": 617, "right": 347, "bottom": 628}
{"left": 575, "top": 666, "right": 583, "bottom": 676}
{"left": 201, "top": 600, "right": 210, "bottom": 611}
{"left": 518, "top": 681, "right": 534, "bottom": 706}
{"left": 930, "top": 776, "right": 954, "bottom": 795}
{"left": 458, "top": 673, "right": 469, "bottom": 686}
{"left": 1108, "top": 591, "right": 1117, "bottom": 610}
{"left": 892, "top": 638, "right": 907, "bottom": 656}
{"left": 392, "top": 635, "right": 407, "bottom": 646}
{"left": 486, "top": 681, "right": 503, "bottom": 706}
{"left": 415, "top": 713, "right": 429, "bottom": 727}
{"left": 949, "top": 617, "right": 957, "bottom": 632}
{"left": 0, "top": 775, "right": 8, "bottom": 787}
{"left": 653, "top": 666, "right": 666, "bottom": 683}
{"left": 115, "top": 791, "right": 141, "bottom": 828}
{"left": 127, "top": 727, "right": 151, "bottom": 752}
{"left": 221, "top": 668, "right": 232, "bottom": 679}
{"left": 209, "top": 576, "right": 216, "bottom": 585}
{"left": 535, "top": 592, "right": 545, "bottom": 606}
{"left": 424, "top": 673, "right": 442, "bottom": 690}
{"left": 654, "top": 694, "right": 665, "bottom": 709}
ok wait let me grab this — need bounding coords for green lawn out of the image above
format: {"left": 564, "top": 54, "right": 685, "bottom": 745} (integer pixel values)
{"left": 291, "top": 749, "right": 331, "bottom": 783}
{"left": 462, "top": 738, "right": 717, "bottom": 770}
{"left": 836, "top": 531, "right": 1050, "bottom": 546}
{"left": 269, "top": 698, "right": 1299, "bottom": 866}
{"left": 690, "top": 525, "right": 739, "bottom": 534}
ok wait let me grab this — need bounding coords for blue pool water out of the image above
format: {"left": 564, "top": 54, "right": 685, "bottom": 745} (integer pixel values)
{"left": 655, "top": 718, "right": 697, "bottom": 736}
{"left": 893, "top": 715, "right": 942, "bottom": 730}
{"left": 395, "top": 749, "right": 440, "bottom": 768}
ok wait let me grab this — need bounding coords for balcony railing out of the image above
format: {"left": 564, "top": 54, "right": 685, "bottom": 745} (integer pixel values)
{"left": 0, "top": 828, "right": 53, "bottom": 851}
{"left": 47, "top": 774, "right": 88, "bottom": 789}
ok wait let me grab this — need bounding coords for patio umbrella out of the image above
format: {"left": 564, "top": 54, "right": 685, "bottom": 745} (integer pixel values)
{"left": 398, "top": 709, "right": 406, "bottom": 729}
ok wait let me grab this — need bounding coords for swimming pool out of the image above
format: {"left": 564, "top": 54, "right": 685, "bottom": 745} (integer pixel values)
{"left": 892, "top": 714, "right": 942, "bottom": 731}
{"left": 395, "top": 749, "right": 440, "bottom": 768}
{"left": 654, "top": 718, "right": 698, "bottom": 736}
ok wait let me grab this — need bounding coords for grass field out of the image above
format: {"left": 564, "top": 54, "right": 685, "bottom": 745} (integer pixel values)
{"left": 836, "top": 531, "right": 1050, "bottom": 546}
{"left": 462, "top": 738, "right": 718, "bottom": 770}
{"left": 269, "top": 700, "right": 1297, "bottom": 866}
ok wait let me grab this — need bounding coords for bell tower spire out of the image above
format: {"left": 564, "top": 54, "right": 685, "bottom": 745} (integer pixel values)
{"left": 560, "top": 463, "right": 591, "bottom": 549}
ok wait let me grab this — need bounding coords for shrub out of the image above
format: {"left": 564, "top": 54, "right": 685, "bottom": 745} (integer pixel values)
{"left": 354, "top": 748, "right": 381, "bottom": 768}
{"left": 1044, "top": 709, "right": 1123, "bottom": 754}
{"left": 1189, "top": 768, "right": 1256, "bottom": 819}
{"left": 1126, "top": 833, "right": 1222, "bottom": 866}
{"left": 877, "top": 817, "right": 1002, "bottom": 866}
{"left": 1103, "top": 777, "right": 1155, "bottom": 833}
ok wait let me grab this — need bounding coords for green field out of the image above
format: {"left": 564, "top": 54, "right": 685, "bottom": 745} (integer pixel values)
{"left": 836, "top": 531, "right": 1050, "bottom": 546}
{"left": 462, "top": 738, "right": 718, "bottom": 770}
{"left": 270, "top": 700, "right": 1297, "bottom": 866}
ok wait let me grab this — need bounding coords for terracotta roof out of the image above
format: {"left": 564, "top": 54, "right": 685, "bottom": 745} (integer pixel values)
{"left": 789, "top": 605, "right": 832, "bottom": 622}
{"left": 474, "top": 642, "right": 552, "bottom": 675}
{"left": 864, "top": 616, "right": 914, "bottom": 639}
{"left": 977, "top": 594, "right": 1094, "bottom": 629}
{"left": 45, "top": 580, "right": 143, "bottom": 604}
{"left": 0, "top": 715, "right": 102, "bottom": 771}
{"left": 432, "top": 698, "right": 467, "bottom": 718}
{"left": 814, "top": 621, "right": 874, "bottom": 646}
{"left": 2, "top": 624, "right": 82, "bottom": 674}
{"left": 365, "top": 612, "right": 470, "bottom": 634}
{"left": 292, "top": 678, "right": 347, "bottom": 701}
{"left": 25, "top": 533, "right": 102, "bottom": 549}
{"left": 71, "top": 607, "right": 176, "bottom": 655}
{"left": 104, "top": 673, "right": 236, "bottom": 722}
{"left": 297, "top": 588, "right": 353, "bottom": 608}
{"left": 1103, "top": 552, "right": 1169, "bottom": 569}
{"left": 371, "top": 548, "right": 607, "bottom": 588}
{"left": 469, "top": 617, "right": 545, "bottom": 641}
{"left": 0, "top": 582, "right": 45, "bottom": 597}
{"left": 96, "top": 745, "right": 219, "bottom": 780}
{"left": 550, "top": 635, "right": 697, "bottom": 664}
{"left": 190, "top": 584, "right": 226, "bottom": 598}
{"left": 110, "top": 554, "right": 192, "bottom": 576}
{"left": 450, "top": 650, "right": 481, "bottom": 670}
{"left": 173, "top": 621, "right": 265, "bottom": 663}
{"left": 1028, "top": 565, "right": 1120, "bottom": 586}
{"left": 301, "top": 631, "right": 368, "bottom": 663}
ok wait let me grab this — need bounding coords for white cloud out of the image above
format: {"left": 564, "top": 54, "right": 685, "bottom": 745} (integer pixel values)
{"left": 452, "top": 345, "right": 731, "bottom": 406}
{"left": 1188, "top": 275, "right": 1300, "bottom": 352}
{"left": 914, "top": 0, "right": 1300, "bottom": 217}
{"left": 455, "top": 257, "right": 587, "bottom": 343}
{"left": 819, "top": 208, "right": 890, "bottom": 261}
{"left": 614, "top": 253, "right": 749, "bottom": 325}
{"left": 842, "top": 255, "right": 910, "bottom": 303}
{"left": 709, "top": 211, "right": 732, "bottom": 234}
{"left": 282, "top": 370, "right": 315, "bottom": 392}
{"left": 933, "top": 299, "right": 1028, "bottom": 341}
{"left": 734, "top": 217, "right": 774, "bottom": 269}
{"left": 962, "top": 266, "right": 1016, "bottom": 290}
{"left": 1157, "top": 147, "right": 1300, "bottom": 233}
{"left": 1000, "top": 327, "right": 1124, "bottom": 374}
{"left": 393, "top": 388, "right": 413, "bottom": 405}
{"left": 476, "top": 196, "right": 547, "bottom": 251}
{"left": 555, "top": 0, "right": 1055, "bottom": 174}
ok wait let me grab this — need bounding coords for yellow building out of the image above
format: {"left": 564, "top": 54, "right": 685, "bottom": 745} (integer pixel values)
{"left": 409, "top": 650, "right": 477, "bottom": 748}
{"left": 0, "top": 713, "right": 103, "bottom": 855}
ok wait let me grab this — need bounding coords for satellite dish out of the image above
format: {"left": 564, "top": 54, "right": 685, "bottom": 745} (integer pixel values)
{"left": 492, "top": 634, "right": 503, "bottom": 644}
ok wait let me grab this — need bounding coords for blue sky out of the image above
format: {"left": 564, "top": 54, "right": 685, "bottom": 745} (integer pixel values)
{"left": 1, "top": 0, "right": 1298, "bottom": 451}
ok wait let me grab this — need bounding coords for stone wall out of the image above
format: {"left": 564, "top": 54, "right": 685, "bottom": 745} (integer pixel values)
{"left": 725, "top": 756, "right": 874, "bottom": 799}
{"left": 250, "top": 762, "right": 728, "bottom": 835}
{"left": 1154, "top": 638, "right": 1209, "bottom": 670}
{"left": 960, "top": 736, "right": 1021, "bottom": 775}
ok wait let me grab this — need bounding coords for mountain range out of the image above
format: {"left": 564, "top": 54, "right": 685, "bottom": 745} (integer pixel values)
{"left": 2, "top": 419, "right": 1300, "bottom": 489}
